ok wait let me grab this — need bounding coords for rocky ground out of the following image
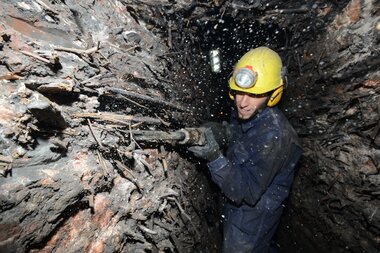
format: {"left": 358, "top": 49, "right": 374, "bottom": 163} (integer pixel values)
{"left": 0, "top": 0, "right": 379, "bottom": 252}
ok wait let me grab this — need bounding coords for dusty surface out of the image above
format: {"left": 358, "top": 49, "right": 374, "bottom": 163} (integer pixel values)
{"left": 0, "top": 0, "right": 379, "bottom": 253}
{"left": 0, "top": 1, "right": 221, "bottom": 252}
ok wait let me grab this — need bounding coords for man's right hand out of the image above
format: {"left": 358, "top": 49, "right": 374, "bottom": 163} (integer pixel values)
{"left": 201, "top": 122, "right": 231, "bottom": 149}
{"left": 187, "top": 128, "right": 222, "bottom": 162}
{"left": 187, "top": 122, "right": 231, "bottom": 162}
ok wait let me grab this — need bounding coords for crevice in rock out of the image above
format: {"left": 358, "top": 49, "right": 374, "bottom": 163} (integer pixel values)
{"left": 0, "top": 0, "right": 379, "bottom": 252}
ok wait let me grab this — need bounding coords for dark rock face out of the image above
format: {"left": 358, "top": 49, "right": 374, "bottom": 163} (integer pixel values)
{"left": 0, "top": 0, "right": 379, "bottom": 252}
{"left": 0, "top": 0, "right": 220, "bottom": 252}
{"left": 273, "top": 1, "right": 380, "bottom": 252}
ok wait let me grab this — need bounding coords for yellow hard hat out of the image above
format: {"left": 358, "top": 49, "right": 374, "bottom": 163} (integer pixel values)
{"left": 229, "top": 47, "right": 285, "bottom": 107}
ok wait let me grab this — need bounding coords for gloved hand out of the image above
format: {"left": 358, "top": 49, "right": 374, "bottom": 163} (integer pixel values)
{"left": 188, "top": 128, "right": 221, "bottom": 162}
{"left": 202, "top": 121, "right": 231, "bottom": 150}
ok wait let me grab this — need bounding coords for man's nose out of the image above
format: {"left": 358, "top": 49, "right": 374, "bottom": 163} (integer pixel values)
{"left": 239, "top": 94, "right": 250, "bottom": 107}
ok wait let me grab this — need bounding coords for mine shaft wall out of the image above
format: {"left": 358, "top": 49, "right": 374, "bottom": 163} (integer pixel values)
{"left": 0, "top": 0, "right": 379, "bottom": 253}
{"left": 0, "top": 1, "right": 221, "bottom": 252}
{"left": 274, "top": 0, "right": 380, "bottom": 252}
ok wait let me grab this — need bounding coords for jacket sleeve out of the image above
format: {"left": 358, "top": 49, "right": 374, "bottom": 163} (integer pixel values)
{"left": 207, "top": 131, "right": 286, "bottom": 206}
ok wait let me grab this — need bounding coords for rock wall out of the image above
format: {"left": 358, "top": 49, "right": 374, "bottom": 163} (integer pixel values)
{"left": 1, "top": 0, "right": 379, "bottom": 252}
{"left": 275, "top": 0, "right": 380, "bottom": 252}
{"left": 0, "top": 1, "right": 220, "bottom": 252}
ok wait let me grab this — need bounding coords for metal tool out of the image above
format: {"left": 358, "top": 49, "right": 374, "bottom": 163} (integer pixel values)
{"left": 131, "top": 128, "right": 206, "bottom": 145}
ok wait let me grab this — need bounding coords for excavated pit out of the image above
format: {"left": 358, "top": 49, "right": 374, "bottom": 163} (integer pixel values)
{"left": 1, "top": 0, "right": 380, "bottom": 253}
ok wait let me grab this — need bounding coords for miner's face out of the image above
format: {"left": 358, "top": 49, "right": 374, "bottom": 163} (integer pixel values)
{"left": 235, "top": 91, "right": 268, "bottom": 120}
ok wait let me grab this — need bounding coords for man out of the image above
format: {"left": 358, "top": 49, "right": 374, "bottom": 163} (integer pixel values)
{"left": 188, "top": 46, "right": 303, "bottom": 252}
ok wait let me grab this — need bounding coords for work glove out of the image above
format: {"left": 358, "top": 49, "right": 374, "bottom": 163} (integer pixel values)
{"left": 187, "top": 127, "right": 222, "bottom": 162}
{"left": 202, "top": 121, "right": 231, "bottom": 149}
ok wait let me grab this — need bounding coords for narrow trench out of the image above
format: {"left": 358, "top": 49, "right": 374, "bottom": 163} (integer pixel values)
{"left": 0, "top": 1, "right": 379, "bottom": 253}
{"left": 176, "top": 16, "right": 302, "bottom": 253}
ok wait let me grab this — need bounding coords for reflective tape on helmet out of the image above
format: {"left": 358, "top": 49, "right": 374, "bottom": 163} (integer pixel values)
{"left": 235, "top": 68, "right": 257, "bottom": 88}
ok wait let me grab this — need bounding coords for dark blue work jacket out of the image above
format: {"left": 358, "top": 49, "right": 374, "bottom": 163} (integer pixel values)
{"left": 208, "top": 107, "right": 302, "bottom": 253}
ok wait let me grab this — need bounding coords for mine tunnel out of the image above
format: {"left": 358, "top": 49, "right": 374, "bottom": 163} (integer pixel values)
{"left": 0, "top": 0, "right": 379, "bottom": 253}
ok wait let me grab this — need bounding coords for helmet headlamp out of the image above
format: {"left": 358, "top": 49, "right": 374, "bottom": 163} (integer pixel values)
{"left": 235, "top": 67, "right": 257, "bottom": 88}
